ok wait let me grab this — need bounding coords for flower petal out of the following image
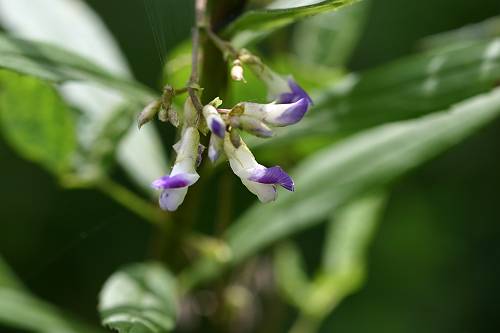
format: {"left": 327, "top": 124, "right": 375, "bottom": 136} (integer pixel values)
{"left": 248, "top": 166, "right": 295, "bottom": 191}
{"left": 203, "top": 105, "right": 226, "bottom": 138}
{"left": 159, "top": 188, "right": 188, "bottom": 211}
{"left": 152, "top": 173, "right": 199, "bottom": 189}
{"left": 278, "top": 79, "right": 313, "bottom": 105}
{"left": 210, "top": 118, "right": 226, "bottom": 138}
{"left": 209, "top": 134, "right": 223, "bottom": 162}
{"left": 272, "top": 98, "right": 309, "bottom": 126}
{"left": 241, "top": 178, "right": 277, "bottom": 203}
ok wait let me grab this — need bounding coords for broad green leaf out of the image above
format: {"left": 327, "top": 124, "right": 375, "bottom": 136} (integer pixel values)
{"left": 274, "top": 242, "right": 310, "bottom": 307}
{"left": 0, "top": 70, "right": 76, "bottom": 174}
{"left": 323, "top": 193, "right": 385, "bottom": 273}
{"left": 224, "top": 0, "right": 360, "bottom": 46}
{"left": 99, "top": 262, "right": 178, "bottom": 333}
{"left": 0, "top": 255, "right": 104, "bottom": 333}
{"left": 0, "top": 290, "right": 102, "bottom": 333}
{"left": 0, "top": 256, "right": 23, "bottom": 290}
{"left": 254, "top": 37, "right": 500, "bottom": 149}
{"left": 181, "top": 87, "right": 500, "bottom": 289}
{"left": 277, "top": 193, "right": 385, "bottom": 318}
{"left": 306, "top": 193, "right": 386, "bottom": 316}
{"left": 0, "top": 0, "right": 130, "bottom": 76}
{"left": 0, "top": 1, "right": 168, "bottom": 192}
{"left": 0, "top": 33, "right": 154, "bottom": 104}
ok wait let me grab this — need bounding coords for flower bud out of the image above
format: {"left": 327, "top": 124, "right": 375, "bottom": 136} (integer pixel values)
{"left": 138, "top": 100, "right": 161, "bottom": 129}
{"left": 203, "top": 104, "right": 226, "bottom": 138}
{"left": 161, "top": 85, "right": 175, "bottom": 110}
{"left": 208, "top": 133, "right": 224, "bottom": 163}
{"left": 236, "top": 115, "right": 274, "bottom": 138}
{"left": 229, "top": 128, "right": 242, "bottom": 148}
{"left": 158, "top": 108, "right": 169, "bottom": 122}
{"left": 231, "top": 59, "right": 245, "bottom": 82}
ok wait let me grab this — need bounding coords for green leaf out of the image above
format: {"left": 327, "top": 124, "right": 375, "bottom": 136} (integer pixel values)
{"left": 309, "top": 193, "right": 386, "bottom": 314}
{"left": 274, "top": 193, "right": 385, "bottom": 318}
{"left": 0, "top": 70, "right": 76, "bottom": 174}
{"left": 0, "top": 2, "right": 169, "bottom": 192}
{"left": 0, "top": 33, "right": 154, "bottom": 103}
{"left": 0, "top": 255, "right": 104, "bottom": 333}
{"left": 225, "top": 0, "right": 360, "bottom": 46}
{"left": 274, "top": 242, "right": 310, "bottom": 307}
{"left": 181, "top": 87, "right": 500, "bottom": 289}
{"left": 0, "top": 256, "right": 24, "bottom": 290}
{"left": 419, "top": 15, "right": 500, "bottom": 50}
{"left": 99, "top": 262, "right": 178, "bottom": 333}
{"left": 323, "top": 193, "right": 385, "bottom": 274}
{"left": 0, "top": 290, "right": 102, "bottom": 333}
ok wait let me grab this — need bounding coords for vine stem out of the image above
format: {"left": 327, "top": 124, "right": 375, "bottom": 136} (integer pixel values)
{"left": 205, "top": 27, "right": 239, "bottom": 58}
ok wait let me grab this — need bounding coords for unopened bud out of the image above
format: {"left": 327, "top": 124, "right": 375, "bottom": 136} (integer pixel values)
{"left": 231, "top": 59, "right": 245, "bottom": 82}
{"left": 238, "top": 115, "right": 274, "bottom": 138}
{"left": 138, "top": 100, "right": 161, "bottom": 129}
{"left": 162, "top": 85, "right": 175, "bottom": 110}
{"left": 230, "top": 103, "right": 245, "bottom": 117}
{"left": 168, "top": 107, "right": 180, "bottom": 127}
{"left": 159, "top": 105, "right": 180, "bottom": 127}
{"left": 158, "top": 108, "right": 169, "bottom": 122}
{"left": 229, "top": 128, "right": 242, "bottom": 148}
{"left": 208, "top": 134, "right": 224, "bottom": 162}
{"left": 203, "top": 104, "right": 226, "bottom": 138}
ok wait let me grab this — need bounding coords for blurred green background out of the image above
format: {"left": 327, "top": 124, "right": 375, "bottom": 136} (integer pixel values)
{"left": 1, "top": 0, "right": 500, "bottom": 332}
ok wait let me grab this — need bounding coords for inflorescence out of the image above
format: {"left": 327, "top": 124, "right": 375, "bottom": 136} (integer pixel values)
{"left": 138, "top": 37, "right": 312, "bottom": 212}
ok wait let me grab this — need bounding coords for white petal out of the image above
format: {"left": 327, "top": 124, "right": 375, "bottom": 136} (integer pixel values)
{"left": 159, "top": 188, "right": 188, "bottom": 212}
{"left": 241, "top": 179, "right": 277, "bottom": 203}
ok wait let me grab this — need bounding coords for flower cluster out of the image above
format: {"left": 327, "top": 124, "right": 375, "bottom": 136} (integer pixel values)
{"left": 142, "top": 60, "right": 312, "bottom": 211}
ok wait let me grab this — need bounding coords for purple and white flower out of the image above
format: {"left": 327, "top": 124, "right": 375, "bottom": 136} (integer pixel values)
{"left": 152, "top": 127, "right": 200, "bottom": 211}
{"left": 224, "top": 135, "right": 294, "bottom": 203}
{"left": 203, "top": 104, "right": 226, "bottom": 138}
{"left": 247, "top": 62, "right": 313, "bottom": 106}
{"left": 239, "top": 98, "right": 310, "bottom": 127}
{"left": 208, "top": 133, "right": 223, "bottom": 162}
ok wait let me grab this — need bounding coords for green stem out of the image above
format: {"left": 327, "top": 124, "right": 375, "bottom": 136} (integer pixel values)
{"left": 289, "top": 314, "right": 322, "bottom": 333}
{"left": 97, "top": 177, "right": 170, "bottom": 230}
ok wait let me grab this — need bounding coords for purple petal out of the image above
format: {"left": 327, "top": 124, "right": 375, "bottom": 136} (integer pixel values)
{"left": 248, "top": 166, "right": 295, "bottom": 192}
{"left": 278, "top": 79, "right": 313, "bottom": 105}
{"left": 152, "top": 174, "right": 194, "bottom": 189}
{"left": 210, "top": 119, "right": 226, "bottom": 138}
{"left": 275, "top": 98, "right": 309, "bottom": 125}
